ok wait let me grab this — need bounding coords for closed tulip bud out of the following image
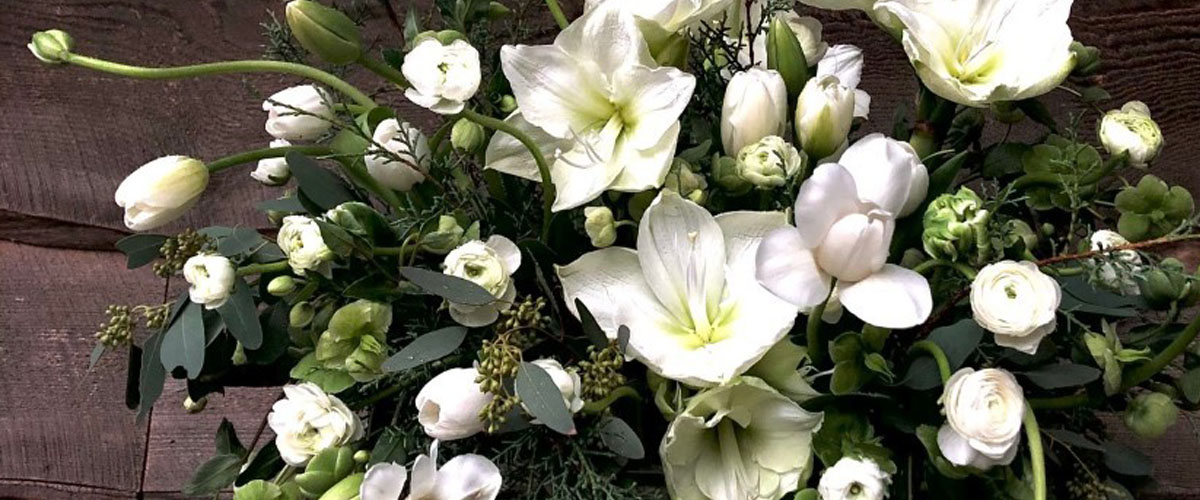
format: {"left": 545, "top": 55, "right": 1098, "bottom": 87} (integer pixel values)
{"left": 252, "top": 139, "right": 293, "bottom": 186}
{"left": 268, "top": 276, "right": 297, "bottom": 296}
{"left": 1100, "top": 101, "right": 1164, "bottom": 168}
{"left": 290, "top": 301, "right": 316, "bottom": 328}
{"left": 736, "top": 136, "right": 806, "bottom": 189}
{"left": 28, "top": 29, "right": 74, "bottom": 64}
{"left": 115, "top": 156, "right": 208, "bottom": 231}
{"left": 415, "top": 367, "right": 493, "bottom": 440}
{"left": 1123, "top": 392, "right": 1178, "bottom": 439}
{"left": 795, "top": 75, "right": 855, "bottom": 160}
{"left": 583, "top": 206, "right": 617, "bottom": 248}
{"left": 767, "top": 14, "right": 811, "bottom": 100}
{"left": 263, "top": 85, "right": 334, "bottom": 141}
{"left": 286, "top": 0, "right": 362, "bottom": 64}
{"left": 451, "top": 119, "right": 486, "bottom": 152}
{"left": 366, "top": 119, "right": 429, "bottom": 192}
{"left": 721, "top": 69, "right": 789, "bottom": 156}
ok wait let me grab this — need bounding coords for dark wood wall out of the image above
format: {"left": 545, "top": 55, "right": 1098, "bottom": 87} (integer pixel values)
{"left": 1, "top": 0, "right": 1198, "bottom": 498}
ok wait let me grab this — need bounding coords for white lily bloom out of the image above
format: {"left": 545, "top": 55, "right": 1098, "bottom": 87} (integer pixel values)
{"left": 558, "top": 191, "right": 799, "bottom": 386}
{"left": 876, "top": 0, "right": 1076, "bottom": 107}
{"left": 795, "top": 45, "right": 872, "bottom": 160}
{"left": 360, "top": 441, "right": 502, "bottom": 500}
{"left": 485, "top": 3, "right": 696, "bottom": 211}
{"left": 584, "top": 0, "right": 734, "bottom": 33}
{"left": 756, "top": 134, "right": 932, "bottom": 329}
{"left": 366, "top": 119, "right": 429, "bottom": 192}
{"left": 938, "top": 367, "right": 1026, "bottom": 470}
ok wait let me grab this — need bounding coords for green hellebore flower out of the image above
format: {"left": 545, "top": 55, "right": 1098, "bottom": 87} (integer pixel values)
{"left": 922, "top": 187, "right": 990, "bottom": 263}
{"left": 326, "top": 299, "right": 392, "bottom": 342}
{"left": 1085, "top": 320, "right": 1149, "bottom": 395}
{"left": 344, "top": 334, "right": 387, "bottom": 382}
{"left": 1115, "top": 174, "right": 1195, "bottom": 242}
{"left": 420, "top": 215, "right": 469, "bottom": 255}
{"left": 295, "top": 446, "right": 358, "bottom": 498}
{"left": 28, "top": 29, "right": 74, "bottom": 64}
{"left": 291, "top": 301, "right": 316, "bottom": 328}
{"left": 233, "top": 480, "right": 283, "bottom": 500}
{"left": 286, "top": 0, "right": 363, "bottom": 64}
{"left": 662, "top": 158, "right": 709, "bottom": 205}
{"left": 1021, "top": 135, "right": 1104, "bottom": 211}
{"left": 1123, "top": 392, "right": 1179, "bottom": 439}
{"left": 1139, "top": 258, "right": 1192, "bottom": 308}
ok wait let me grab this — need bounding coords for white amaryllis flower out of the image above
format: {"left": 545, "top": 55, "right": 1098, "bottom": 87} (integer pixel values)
{"left": 366, "top": 118, "right": 429, "bottom": 192}
{"left": 252, "top": 139, "right": 292, "bottom": 186}
{"left": 875, "top": 0, "right": 1076, "bottom": 107}
{"left": 794, "top": 45, "right": 872, "bottom": 160}
{"left": 1090, "top": 230, "right": 1141, "bottom": 296}
{"left": 182, "top": 253, "right": 236, "bottom": 309}
{"left": 1100, "top": 101, "right": 1164, "bottom": 167}
{"left": 970, "top": 261, "right": 1062, "bottom": 354}
{"left": 278, "top": 215, "right": 334, "bottom": 277}
{"left": 938, "top": 368, "right": 1026, "bottom": 470}
{"left": 401, "top": 38, "right": 481, "bottom": 115}
{"left": 442, "top": 235, "right": 521, "bottom": 327}
{"left": 661, "top": 377, "right": 822, "bottom": 500}
{"left": 558, "top": 191, "right": 799, "bottom": 386}
{"left": 584, "top": 0, "right": 734, "bottom": 33}
{"left": 268, "top": 382, "right": 363, "bottom": 466}
{"left": 114, "top": 155, "right": 209, "bottom": 231}
{"left": 415, "top": 367, "right": 493, "bottom": 441}
{"left": 484, "top": 3, "right": 696, "bottom": 211}
{"left": 262, "top": 85, "right": 334, "bottom": 141}
{"left": 360, "top": 441, "right": 502, "bottom": 500}
{"left": 817, "top": 457, "right": 891, "bottom": 500}
{"left": 756, "top": 134, "right": 931, "bottom": 329}
{"left": 527, "top": 359, "right": 585, "bottom": 416}
{"left": 721, "top": 68, "right": 789, "bottom": 156}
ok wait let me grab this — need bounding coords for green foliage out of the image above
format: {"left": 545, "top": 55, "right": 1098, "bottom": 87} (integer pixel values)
{"left": 1115, "top": 174, "right": 1195, "bottom": 241}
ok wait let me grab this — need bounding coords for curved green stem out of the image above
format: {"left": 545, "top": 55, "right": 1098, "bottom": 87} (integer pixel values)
{"left": 358, "top": 55, "right": 409, "bottom": 88}
{"left": 207, "top": 145, "right": 333, "bottom": 173}
{"left": 545, "top": 0, "right": 569, "bottom": 29}
{"left": 912, "top": 259, "right": 977, "bottom": 280}
{"left": 459, "top": 108, "right": 555, "bottom": 241}
{"left": 60, "top": 53, "right": 376, "bottom": 107}
{"left": 332, "top": 158, "right": 407, "bottom": 213}
{"left": 237, "top": 261, "right": 290, "bottom": 276}
{"left": 1023, "top": 408, "right": 1048, "bottom": 500}
{"left": 911, "top": 340, "right": 951, "bottom": 383}
{"left": 1123, "top": 309, "right": 1200, "bottom": 387}
{"left": 582, "top": 386, "right": 641, "bottom": 414}
{"left": 806, "top": 301, "right": 828, "bottom": 365}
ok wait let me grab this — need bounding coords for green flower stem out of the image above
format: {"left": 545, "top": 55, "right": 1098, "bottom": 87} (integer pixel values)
{"left": 459, "top": 108, "right": 555, "bottom": 241}
{"left": 60, "top": 52, "right": 376, "bottom": 108}
{"left": 207, "top": 145, "right": 333, "bottom": 173}
{"left": 1023, "top": 408, "right": 1047, "bottom": 500}
{"left": 582, "top": 386, "right": 641, "bottom": 414}
{"left": 912, "top": 259, "right": 978, "bottom": 280}
{"left": 806, "top": 301, "right": 828, "bottom": 365}
{"left": 358, "top": 55, "right": 409, "bottom": 88}
{"left": 545, "top": 0, "right": 569, "bottom": 29}
{"left": 332, "top": 158, "right": 407, "bottom": 213}
{"left": 911, "top": 340, "right": 951, "bottom": 384}
{"left": 372, "top": 245, "right": 417, "bottom": 256}
{"left": 1028, "top": 392, "right": 1092, "bottom": 410}
{"left": 237, "top": 261, "right": 290, "bottom": 276}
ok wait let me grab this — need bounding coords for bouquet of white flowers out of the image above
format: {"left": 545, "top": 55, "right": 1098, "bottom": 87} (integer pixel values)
{"left": 31, "top": 0, "right": 1199, "bottom": 498}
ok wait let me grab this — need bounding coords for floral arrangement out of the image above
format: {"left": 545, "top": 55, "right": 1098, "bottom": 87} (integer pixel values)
{"left": 29, "top": 0, "right": 1200, "bottom": 498}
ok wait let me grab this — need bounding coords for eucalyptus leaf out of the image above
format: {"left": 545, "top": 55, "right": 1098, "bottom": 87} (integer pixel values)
{"left": 215, "top": 418, "right": 247, "bottom": 457}
{"left": 400, "top": 266, "right": 495, "bottom": 305}
{"left": 161, "top": 302, "right": 205, "bottom": 379}
{"left": 382, "top": 326, "right": 468, "bottom": 372}
{"left": 515, "top": 361, "right": 576, "bottom": 435}
{"left": 236, "top": 442, "right": 283, "bottom": 486}
{"left": 1103, "top": 441, "right": 1152, "bottom": 476}
{"left": 901, "top": 319, "right": 983, "bottom": 390}
{"left": 218, "top": 227, "right": 266, "bottom": 257}
{"left": 1044, "top": 428, "right": 1104, "bottom": 452}
{"left": 344, "top": 274, "right": 408, "bottom": 302}
{"left": 598, "top": 416, "right": 645, "bottom": 459}
{"left": 575, "top": 299, "right": 609, "bottom": 347}
{"left": 316, "top": 219, "right": 357, "bottom": 257}
{"left": 286, "top": 152, "right": 356, "bottom": 209}
{"left": 256, "top": 196, "right": 306, "bottom": 214}
{"left": 246, "top": 305, "right": 290, "bottom": 365}
{"left": 218, "top": 280, "right": 263, "bottom": 350}
{"left": 182, "top": 453, "right": 244, "bottom": 496}
{"left": 369, "top": 427, "right": 408, "bottom": 465}
{"left": 1020, "top": 363, "right": 1100, "bottom": 389}
{"left": 1180, "top": 368, "right": 1200, "bottom": 404}
{"left": 115, "top": 234, "right": 166, "bottom": 269}
{"left": 982, "top": 143, "right": 1030, "bottom": 178}
{"left": 89, "top": 343, "right": 105, "bottom": 371}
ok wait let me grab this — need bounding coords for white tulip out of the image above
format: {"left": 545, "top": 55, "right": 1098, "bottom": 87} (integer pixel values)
{"left": 442, "top": 236, "right": 521, "bottom": 327}
{"left": 402, "top": 39, "right": 481, "bottom": 115}
{"left": 114, "top": 155, "right": 209, "bottom": 231}
{"left": 584, "top": 0, "right": 734, "bottom": 33}
{"left": 938, "top": 368, "right": 1026, "bottom": 470}
{"left": 1100, "top": 101, "right": 1164, "bottom": 167}
{"left": 971, "top": 261, "right": 1061, "bottom": 354}
{"left": 817, "top": 457, "right": 891, "bottom": 500}
{"left": 527, "top": 359, "right": 585, "bottom": 418}
{"left": 268, "top": 382, "right": 363, "bottom": 466}
{"left": 278, "top": 215, "right": 334, "bottom": 277}
{"left": 559, "top": 191, "right": 800, "bottom": 386}
{"left": 415, "top": 367, "right": 493, "bottom": 441}
{"left": 795, "top": 45, "right": 871, "bottom": 160}
{"left": 360, "top": 440, "right": 501, "bottom": 500}
{"left": 1090, "top": 230, "right": 1141, "bottom": 296}
{"left": 251, "top": 139, "right": 293, "bottom": 186}
{"left": 876, "top": 0, "right": 1076, "bottom": 107}
{"left": 722, "top": 68, "right": 789, "bottom": 156}
{"left": 183, "top": 253, "right": 236, "bottom": 309}
{"left": 262, "top": 85, "right": 334, "bottom": 141}
{"left": 366, "top": 119, "right": 429, "bottom": 191}
{"left": 660, "top": 377, "right": 822, "bottom": 500}
{"left": 484, "top": 4, "right": 696, "bottom": 211}
{"left": 756, "top": 134, "right": 932, "bottom": 329}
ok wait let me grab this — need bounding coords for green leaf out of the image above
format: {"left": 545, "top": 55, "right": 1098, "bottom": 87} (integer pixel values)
{"left": 344, "top": 274, "right": 409, "bottom": 302}
{"left": 382, "top": 326, "right": 467, "bottom": 372}
{"left": 290, "top": 352, "right": 355, "bottom": 393}
{"left": 515, "top": 361, "right": 576, "bottom": 435}
{"left": 369, "top": 427, "right": 408, "bottom": 465}
{"left": 1015, "top": 98, "right": 1058, "bottom": 132}
{"left": 902, "top": 319, "right": 983, "bottom": 390}
{"left": 598, "top": 416, "right": 645, "bottom": 459}
{"left": 982, "top": 143, "right": 1031, "bottom": 178}
{"left": 286, "top": 152, "right": 356, "bottom": 210}
{"left": 256, "top": 195, "right": 307, "bottom": 214}
{"left": 217, "top": 227, "right": 266, "bottom": 257}
{"left": 181, "top": 453, "right": 244, "bottom": 496}
{"left": 215, "top": 418, "right": 247, "bottom": 457}
{"left": 1180, "top": 368, "right": 1200, "bottom": 404}
{"left": 161, "top": 302, "right": 205, "bottom": 379}
{"left": 863, "top": 352, "right": 894, "bottom": 381}
{"left": 89, "top": 343, "right": 105, "bottom": 370}
{"left": 1103, "top": 441, "right": 1152, "bottom": 476}
{"left": 927, "top": 151, "right": 970, "bottom": 199}
{"left": 915, "top": 424, "right": 973, "bottom": 479}
{"left": 315, "top": 219, "right": 357, "bottom": 257}
{"left": 1079, "top": 86, "right": 1111, "bottom": 103}
{"left": 831, "top": 361, "right": 868, "bottom": 395}
{"left": 1020, "top": 362, "right": 1101, "bottom": 389}
{"left": 399, "top": 266, "right": 495, "bottom": 306}
{"left": 236, "top": 442, "right": 283, "bottom": 486}
{"left": 115, "top": 234, "right": 166, "bottom": 269}
{"left": 1043, "top": 428, "right": 1104, "bottom": 452}
{"left": 247, "top": 305, "right": 290, "bottom": 365}
{"left": 218, "top": 280, "right": 263, "bottom": 350}
{"left": 233, "top": 480, "right": 282, "bottom": 500}
{"left": 575, "top": 299, "right": 610, "bottom": 348}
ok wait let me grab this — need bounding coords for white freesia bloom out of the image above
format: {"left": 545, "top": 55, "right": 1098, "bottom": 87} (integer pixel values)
{"left": 660, "top": 377, "right": 822, "bottom": 500}
{"left": 278, "top": 215, "right": 334, "bottom": 277}
{"left": 817, "top": 457, "right": 891, "bottom": 500}
{"left": 252, "top": 139, "right": 292, "bottom": 186}
{"left": 558, "top": 191, "right": 799, "bottom": 386}
{"left": 528, "top": 359, "right": 585, "bottom": 416}
{"left": 485, "top": 3, "right": 696, "bottom": 211}
{"left": 360, "top": 441, "right": 502, "bottom": 500}
{"left": 263, "top": 85, "right": 334, "bottom": 141}
{"left": 114, "top": 155, "right": 209, "bottom": 231}
{"left": 442, "top": 236, "right": 521, "bottom": 327}
{"left": 1100, "top": 101, "right": 1164, "bottom": 167}
{"left": 183, "top": 253, "right": 236, "bottom": 309}
{"left": 268, "top": 382, "right": 363, "bottom": 466}
{"left": 1090, "top": 230, "right": 1141, "bottom": 296}
{"left": 876, "top": 0, "right": 1076, "bottom": 107}
{"left": 756, "top": 134, "right": 932, "bottom": 329}
{"left": 938, "top": 368, "right": 1026, "bottom": 470}
{"left": 366, "top": 119, "right": 429, "bottom": 191}
{"left": 584, "top": 0, "right": 733, "bottom": 33}
{"left": 402, "top": 39, "right": 481, "bottom": 115}
{"left": 722, "top": 69, "right": 789, "bottom": 156}
{"left": 415, "top": 368, "right": 492, "bottom": 441}
{"left": 795, "top": 45, "right": 871, "bottom": 159}
{"left": 970, "top": 261, "right": 1061, "bottom": 354}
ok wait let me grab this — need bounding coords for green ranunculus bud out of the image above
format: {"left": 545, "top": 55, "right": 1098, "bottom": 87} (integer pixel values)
{"left": 183, "top": 396, "right": 208, "bottom": 414}
{"left": 28, "top": 29, "right": 74, "bottom": 64}
{"left": 735, "top": 136, "right": 807, "bottom": 190}
{"left": 451, "top": 119, "right": 486, "bottom": 152}
{"left": 1101, "top": 101, "right": 1164, "bottom": 168}
{"left": 583, "top": 206, "right": 618, "bottom": 248}
{"left": 1123, "top": 392, "right": 1178, "bottom": 439}
{"left": 1070, "top": 41, "right": 1102, "bottom": 77}
{"left": 268, "top": 276, "right": 298, "bottom": 296}
{"left": 295, "top": 446, "right": 357, "bottom": 498}
{"left": 712, "top": 155, "right": 752, "bottom": 195}
{"left": 290, "top": 301, "right": 316, "bottom": 328}
{"left": 234, "top": 480, "right": 283, "bottom": 500}
{"left": 499, "top": 95, "right": 517, "bottom": 113}
{"left": 420, "top": 215, "right": 467, "bottom": 255}
{"left": 662, "top": 158, "right": 708, "bottom": 205}
{"left": 1116, "top": 175, "right": 1195, "bottom": 242}
{"left": 317, "top": 472, "right": 363, "bottom": 500}
{"left": 767, "top": 14, "right": 810, "bottom": 101}
{"left": 285, "top": 0, "right": 363, "bottom": 64}
{"left": 922, "top": 187, "right": 991, "bottom": 263}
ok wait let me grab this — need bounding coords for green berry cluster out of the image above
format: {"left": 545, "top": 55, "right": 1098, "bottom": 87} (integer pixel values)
{"left": 578, "top": 342, "right": 625, "bottom": 402}
{"left": 495, "top": 295, "right": 550, "bottom": 339}
{"left": 137, "top": 303, "right": 171, "bottom": 330}
{"left": 95, "top": 305, "right": 134, "bottom": 347}
{"left": 476, "top": 332, "right": 523, "bottom": 433}
{"left": 153, "top": 229, "right": 212, "bottom": 278}
{"left": 1064, "top": 461, "right": 1110, "bottom": 500}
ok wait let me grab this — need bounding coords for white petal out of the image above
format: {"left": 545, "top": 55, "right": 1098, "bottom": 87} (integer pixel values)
{"left": 484, "top": 112, "right": 572, "bottom": 182}
{"left": 432, "top": 454, "right": 503, "bottom": 500}
{"left": 839, "top": 264, "right": 932, "bottom": 329}
{"left": 485, "top": 235, "right": 522, "bottom": 274}
{"left": 614, "top": 66, "right": 695, "bottom": 150}
{"left": 408, "top": 452, "right": 437, "bottom": 498}
{"left": 557, "top": 247, "right": 676, "bottom": 340}
{"left": 792, "top": 163, "right": 865, "bottom": 247}
{"left": 853, "top": 88, "right": 872, "bottom": 119}
{"left": 837, "top": 133, "right": 927, "bottom": 216}
{"left": 816, "top": 44, "right": 864, "bottom": 90}
{"left": 755, "top": 228, "right": 831, "bottom": 308}
{"left": 606, "top": 122, "right": 680, "bottom": 193}
{"left": 548, "top": 152, "right": 625, "bottom": 212}
{"left": 499, "top": 45, "right": 612, "bottom": 139}
{"left": 555, "top": 1, "right": 653, "bottom": 75}
{"left": 360, "top": 463, "right": 406, "bottom": 500}
{"left": 715, "top": 211, "right": 790, "bottom": 276}
{"left": 638, "top": 191, "right": 727, "bottom": 330}
{"left": 937, "top": 424, "right": 979, "bottom": 468}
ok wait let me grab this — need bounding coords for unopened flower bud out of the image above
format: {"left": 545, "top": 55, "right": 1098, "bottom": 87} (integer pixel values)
{"left": 766, "top": 14, "right": 811, "bottom": 100}
{"left": 923, "top": 187, "right": 990, "bottom": 263}
{"left": 1139, "top": 258, "right": 1190, "bottom": 308}
{"left": 722, "top": 69, "right": 789, "bottom": 157}
{"left": 317, "top": 472, "right": 364, "bottom": 500}
{"left": 285, "top": 0, "right": 363, "bottom": 64}
{"left": 663, "top": 159, "right": 708, "bottom": 204}
{"left": 499, "top": 95, "right": 517, "bottom": 113}
{"left": 795, "top": 74, "right": 855, "bottom": 160}
{"left": 183, "top": 396, "right": 208, "bottom": 414}
{"left": 268, "top": 276, "right": 298, "bottom": 296}
{"left": 584, "top": 206, "right": 617, "bottom": 248}
{"left": 115, "top": 156, "right": 209, "bottom": 231}
{"left": 451, "top": 119, "right": 486, "bottom": 152}
{"left": 1100, "top": 101, "right": 1164, "bottom": 168}
{"left": 1123, "top": 392, "right": 1178, "bottom": 439}
{"left": 28, "top": 29, "right": 74, "bottom": 64}
{"left": 712, "top": 155, "right": 752, "bottom": 195}
{"left": 290, "top": 301, "right": 316, "bottom": 328}
{"left": 735, "top": 135, "right": 806, "bottom": 189}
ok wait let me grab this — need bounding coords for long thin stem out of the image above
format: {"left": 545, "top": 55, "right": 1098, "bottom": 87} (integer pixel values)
{"left": 1023, "top": 408, "right": 1048, "bottom": 500}
{"left": 237, "top": 261, "right": 290, "bottom": 276}
{"left": 911, "top": 340, "right": 951, "bottom": 383}
{"left": 806, "top": 301, "right": 828, "bottom": 365}
{"left": 459, "top": 109, "right": 555, "bottom": 241}
{"left": 358, "top": 55, "right": 409, "bottom": 87}
{"left": 581, "top": 386, "right": 641, "bottom": 414}
{"left": 207, "top": 145, "right": 333, "bottom": 173}
{"left": 545, "top": 0, "right": 569, "bottom": 29}
{"left": 912, "top": 259, "right": 978, "bottom": 280}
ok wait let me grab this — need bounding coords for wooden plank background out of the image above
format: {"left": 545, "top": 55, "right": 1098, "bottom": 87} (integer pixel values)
{"left": 1, "top": 0, "right": 1198, "bottom": 497}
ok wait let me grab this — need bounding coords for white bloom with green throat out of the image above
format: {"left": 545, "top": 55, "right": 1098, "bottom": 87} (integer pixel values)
{"left": 558, "top": 191, "right": 800, "bottom": 386}
{"left": 484, "top": 3, "right": 696, "bottom": 211}
{"left": 817, "top": 456, "right": 891, "bottom": 500}
{"left": 114, "top": 155, "right": 209, "bottom": 231}
{"left": 278, "top": 215, "right": 334, "bottom": 277}
{"left": 1100, "top": 101, "right": 1164, "bottom": 167}
{"left": 442, "top": 235, "right": 521, "bottom": 327}
{"left": 183, "top": 252, "right": 236, "bottom": 310}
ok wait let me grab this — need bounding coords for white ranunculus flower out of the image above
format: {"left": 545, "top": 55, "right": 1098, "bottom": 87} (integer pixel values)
{"left": 278, "top": 215, "right": 334, "bottom": 277}
{"left": 263, "top": 85, "right": 334, "bottom": 141}
{"left": 661, "top": 377, "right": 822, "bottom": 500}
{"left": 722, "top": 68, "right": 789, "bottom": 156}
{"left": 528, "top": 359, "right": 585, "bottom": 416}
{"left": 114, "top": 155, "right": 209, "bottom": 231}
{"left": 402, "top": 39, "right": 481, "bottom": 115}
{"left": 584, "top": 0, "right": 734, "bottom": 33}
{"left": 795, "top": 45, "right": 871, "bottom": 160}
{"left": 1090, "top": 230, "right": 1141, "bottom": 296}
{"left": 756, "top": 134, "right": 932, "bottom": 329}
{"left": 1100, "top": 101, "right": 1164, "bottom": 168}
{"left": 183, "top": 252, "right": 236, "bottom": 309}
{"left": 360, "top": 440, "right": 502, "bottom": 500}
{"left": 268, "top": 382, "right": 363, "bottom": 466}
{"left": 484, "top": 3, "right": 696, "bottom": 211}
{"left": 251, "top": 139, "right": 293, "bottom": 186}
{"left": 366, "top": 118, "right": 429, "bottom": 191}
{"left": 938, "top": 367, "right": 1026, "bottom": 470}
{"left": 876, "top": 0, "right": 1076, "bottom": 107}
{"left": 415, "top": 367, "right": 493, "bottom": 441}
{"left": 558, "top": 191, "right": 800, "bottom": 386}
{"left": 817, "top": 457, "right": 891, "bottom": 500}
{"left": 442, "top": 235, "right": 521, "bottom": 327}
{"left": 970, "top": 261, "right": 1061, "bottom": 354}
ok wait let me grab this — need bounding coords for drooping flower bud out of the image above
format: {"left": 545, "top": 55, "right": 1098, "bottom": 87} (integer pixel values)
{"left": 285, "top": 0, "right": 363, "bottom": 64}
{"left": 28, "top": 29, "right": 74, "bottom": 64}
{"left": 1100, "top": 101, "right": 1164, "bottom": 168}
{"left": 290, "top": 301, "right": 316, "bottom": 328}
{"left": 583, "top": 206, "right": 617, "bottom": 248}
{"left": 252, "top": 139, "right": 293, "bottom": 186}
{"left": 1123, "top": 392, "right": 1179, "bottom": 439}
